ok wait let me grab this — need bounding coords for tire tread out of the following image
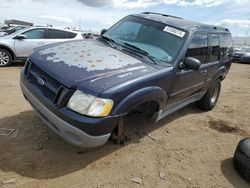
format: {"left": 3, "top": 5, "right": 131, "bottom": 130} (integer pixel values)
{"left": 234, "top": 139, "right": 250, "bottom": 181}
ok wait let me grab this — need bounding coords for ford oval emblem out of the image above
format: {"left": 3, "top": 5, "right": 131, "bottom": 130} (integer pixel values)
{"left": 37, "top": 77, "right": 45, "bottom": 86}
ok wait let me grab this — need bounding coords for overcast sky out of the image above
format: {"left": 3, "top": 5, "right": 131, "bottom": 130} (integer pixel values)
{"left": 0, "top": 0, "right": 250, "bottom": 36}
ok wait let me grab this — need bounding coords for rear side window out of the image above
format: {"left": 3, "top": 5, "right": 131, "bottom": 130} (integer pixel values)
{"left": 23, "top": 29, "right": 45, "bottom": 39}
{"left": 220, "top": 33, "right": 233, "bottom": 61}
{"left": 47, "top": 29, "right": 68, "bottom": 39}
{"left": 186, "top": 33, "right": 208, "bottom": 64}
{"left": 209, "top": 34, "right": 220, "bottom": 62}
{"left": 67, "top": 32, "right": 77, "bottom": 38}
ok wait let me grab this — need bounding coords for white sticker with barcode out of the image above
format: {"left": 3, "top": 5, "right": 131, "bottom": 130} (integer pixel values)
{"left": 163, "top": 26, "right": 186, "bottom": 37}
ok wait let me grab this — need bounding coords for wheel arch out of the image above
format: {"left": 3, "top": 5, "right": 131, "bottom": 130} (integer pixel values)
{"left": 0, "top": 45, "right": 15, "bottom": 60}
{"left": 212, "top": 65, "right": 227, "bottom": 82}
{"left": 111, "top": 86, "right": 168, "bottom": 116}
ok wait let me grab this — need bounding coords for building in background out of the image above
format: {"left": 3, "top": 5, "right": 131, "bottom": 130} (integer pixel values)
{"left": 4, "top": 19, "right": 33, "bottom": 26}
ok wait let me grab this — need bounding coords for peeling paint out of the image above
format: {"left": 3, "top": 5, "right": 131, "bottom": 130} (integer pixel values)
{"left": 38, "top": 40, "right": 142, "bottom": 71}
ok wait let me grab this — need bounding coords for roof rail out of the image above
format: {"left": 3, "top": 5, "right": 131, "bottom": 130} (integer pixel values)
{"left": 199, "top": 25, "right": 230, "bottom": 32}
{"left": 142, "top": 12, "right": 182, "bottom": 19}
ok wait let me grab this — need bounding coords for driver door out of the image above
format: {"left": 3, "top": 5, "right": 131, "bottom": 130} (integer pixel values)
{"left": 167, "top": 32, "right": 209, "bottom": 105}
{"left": 14, "top": 28, "right": 46, "bottom": 57}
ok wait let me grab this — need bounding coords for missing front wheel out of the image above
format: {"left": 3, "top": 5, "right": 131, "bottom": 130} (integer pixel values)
{"left": 111, "top": 118, "right": 131, "bottom": 145}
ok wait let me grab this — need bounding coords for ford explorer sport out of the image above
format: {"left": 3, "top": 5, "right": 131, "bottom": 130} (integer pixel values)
{"left": 20, "top": 12, "right": 233, "bottom": 148}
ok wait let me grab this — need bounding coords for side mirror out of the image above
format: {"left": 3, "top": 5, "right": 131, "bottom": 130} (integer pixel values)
{"left": 14, "top": 34, "right": 27, "bottom": 40}
{"left": 183, "top": 57, "right": 201, "bottom": 70}
{"left": 100, "top": 29, "right": 107, "bottom": 36}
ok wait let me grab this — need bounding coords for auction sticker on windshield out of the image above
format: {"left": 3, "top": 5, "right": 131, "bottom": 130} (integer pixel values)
{"left": 163, "top": 26, "right": 186, "bottom": 37}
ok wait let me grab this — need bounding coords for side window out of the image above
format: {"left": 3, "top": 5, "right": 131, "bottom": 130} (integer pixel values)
{"left": 220, "top": 33, "right": 233, "bottom": 61}
{"left": 186, "top": 33, "right": 208, "bottom": 64}
{"left": 209, "top": 34, "right": 220, "bottom": 62}
{"left": 47, "top": 29, "right": 68, "bottom": 39}
{"left": 67, "top": 32, "right": 77, "bottom": 38}
{"left": 23, "top": 29, "right": 45, "bottom": 39}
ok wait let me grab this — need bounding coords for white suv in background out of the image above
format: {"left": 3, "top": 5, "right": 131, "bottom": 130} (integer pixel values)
{"left": 0, "top": 27, "right": 84, "bottom": 66}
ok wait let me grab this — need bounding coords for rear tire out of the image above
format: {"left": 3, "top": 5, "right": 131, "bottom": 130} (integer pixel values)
{"left": 196, "top": 79, "right": 221, "bottom": 110}
{"left": 0, "top": 49, "right": 12, "bottom": 67}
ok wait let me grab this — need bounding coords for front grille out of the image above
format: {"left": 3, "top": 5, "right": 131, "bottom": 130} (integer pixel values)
{"left": 27, "top": 62, "right": 62, "bottom": 102}
{"left": 30, "top": 64, "right": 61, "bottom": 89}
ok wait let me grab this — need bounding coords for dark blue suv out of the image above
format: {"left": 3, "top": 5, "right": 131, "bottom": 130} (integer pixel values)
{"left": 20, "top": 12, "right": 233, "bottom": 148}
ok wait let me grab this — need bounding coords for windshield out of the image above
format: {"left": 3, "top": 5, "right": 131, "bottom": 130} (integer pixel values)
{"left": 103, "top": 16, "right": 187, "bottom": 65}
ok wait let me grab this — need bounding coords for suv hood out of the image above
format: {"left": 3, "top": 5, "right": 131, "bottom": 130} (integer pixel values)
{"left": 29, "top": 39, "right": 158, "bottom": 95}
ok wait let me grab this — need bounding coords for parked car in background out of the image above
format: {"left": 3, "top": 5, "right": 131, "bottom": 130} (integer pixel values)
{"left": 233, "top": 46, "right": 242, "bottom": 52}
{"left": 20, "top": 12, "right": 233, "bottom": 148}
{"left": 0, "top": 27, "right": 84, "bottom": 66}
{"left": 233, "top": 46, "right": 250, "bottom": 63}
{"left": 0, "top": 25, "right": 29, "bottom": 36}
{"left": 0, "top": 25, "right": 9, "bottom": 31}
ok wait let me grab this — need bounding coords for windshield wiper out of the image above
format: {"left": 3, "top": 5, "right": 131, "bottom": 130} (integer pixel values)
{"left": 122, "top": 42, "right": 157, "bottom": 64}
{"left": 101, "top": 35, "right": 117, "bottom": 47}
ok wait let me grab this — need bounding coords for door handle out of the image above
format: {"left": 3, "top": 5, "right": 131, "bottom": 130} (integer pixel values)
{"left": 200, "top": 70, "right": 208, "bottom": 75}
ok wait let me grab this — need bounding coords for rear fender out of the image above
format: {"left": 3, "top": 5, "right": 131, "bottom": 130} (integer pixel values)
{"left": 212, "top": 65, "right": 227, "bottom": 81}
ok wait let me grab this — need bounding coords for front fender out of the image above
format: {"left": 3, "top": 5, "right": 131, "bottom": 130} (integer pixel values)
{"left": 0, "top": 43, "right": 16, "bottom": 59}
{"left": 111, "top": 86, "right": 167, "bottom": 115}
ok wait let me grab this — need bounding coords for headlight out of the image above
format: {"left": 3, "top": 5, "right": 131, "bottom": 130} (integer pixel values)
{"left": 67, "top": 90, "right": 113, "bottom": 117}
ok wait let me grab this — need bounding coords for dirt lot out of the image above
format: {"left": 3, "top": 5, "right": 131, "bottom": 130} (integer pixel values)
{"left": 0, "top": 63, "right": 249, "bottom": 188}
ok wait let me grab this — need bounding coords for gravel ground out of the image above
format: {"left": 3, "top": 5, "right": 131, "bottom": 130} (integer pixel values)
{"left": 0, "top": 63, "right": 249, "bottom": 188}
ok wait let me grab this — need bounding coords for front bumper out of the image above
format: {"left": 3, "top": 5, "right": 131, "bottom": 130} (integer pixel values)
{"left": 20, "top": 73, "right": 118, "bottom": 148}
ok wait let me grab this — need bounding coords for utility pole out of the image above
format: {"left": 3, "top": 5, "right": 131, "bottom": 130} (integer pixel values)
{"left": 89, "top": 24, "right": 91, "bottom": 32}
{"left": 244, "top": 19, "right": 250, "bottom": 45}
{"left": 79, "top": 18, "right": 81, "bottom": 32}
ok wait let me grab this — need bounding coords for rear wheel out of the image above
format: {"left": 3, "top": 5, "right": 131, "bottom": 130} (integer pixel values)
{"left": 196, "top": 79, "right": 221, "bottom": 110}
{"left": 0, "top": 49, "right": 12, "bottom": 67}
